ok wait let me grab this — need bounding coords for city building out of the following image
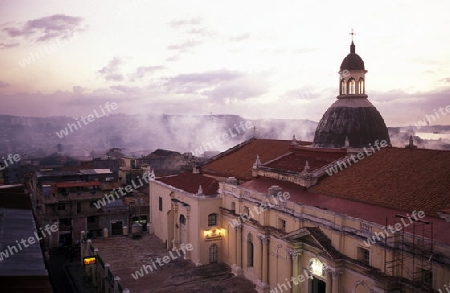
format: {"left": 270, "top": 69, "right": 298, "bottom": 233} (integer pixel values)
{"left": 28, "top": 167, "right": 150, "bottom": 247}
{"left": 143, "top": 149, "right": 194, "bottom": 176}
{"left": 0, "top": 184, "right": 53, "bottom": 292}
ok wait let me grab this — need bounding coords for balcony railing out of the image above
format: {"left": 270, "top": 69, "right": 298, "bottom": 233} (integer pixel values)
{"left": 40, "top": 191, "right": 108, "bottom": 204}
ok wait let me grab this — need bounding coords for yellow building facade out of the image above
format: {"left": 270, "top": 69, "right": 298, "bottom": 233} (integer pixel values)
{"left": 149, "top": 169, "right": 450, "bottom": 293}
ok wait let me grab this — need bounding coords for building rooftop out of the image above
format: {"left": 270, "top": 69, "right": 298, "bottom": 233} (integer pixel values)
{"left": 313, "top": 99, "right": 390, "bottom": 148}
{"left": 55, "top": 181, "right": 101, "bottom": 188}
{"left": 264, "top": 146, "right": 346, "bottom": 172}
{"left": 79, "top": 169, "right": 113, "bottom": 175}
{"left": 340, "top": 41, "right": 365, "bottom": 71}
{"left": 311, "top": 147, "right": 450, "bottom": 216}
{"left": 0, "top": 185, "right": 32, "bottom": 210}
{"left": 202, "top": 138, "right": 309, "bottom": 181}
{"left": 145, "top": 149, "right": 181, "bottom": 158}
{"left": 0, "top": 185, "right": 52, "bottom": 291}
{"left": 156, "top": 173, "right": 219, "bottom": 196}
{"left": 91, "top": 234, "right": 257, "bottom": 293}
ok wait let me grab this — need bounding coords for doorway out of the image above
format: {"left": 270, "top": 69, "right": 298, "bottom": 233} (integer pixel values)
{"left": 311, "top": 277, "right": 326, "bottom": 293}
{"left": 111, "top": 221, "right": 123, "bottom": 235}
{"left": 179, "top": 215, "right": 186, "bottom": 245}
{"left": 209, "top": 244, "right": 218, "bottom": 263}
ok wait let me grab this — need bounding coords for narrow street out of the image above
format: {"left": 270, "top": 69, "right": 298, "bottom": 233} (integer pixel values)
{"left": 47, "top": 249, "right": 74, "bottom": 293}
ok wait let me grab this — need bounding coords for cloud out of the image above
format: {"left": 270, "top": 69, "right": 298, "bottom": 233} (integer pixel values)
{"left": 167, "top": 70, "right": 241, "bottom": 86}
{"left": 98, "top": 57, "right": 125, "bottom": 81}
{"left": 0, "top": 42, "right": 20, "bottom": 49}
{"left": 292, "top": 47, "right": 317, "bottom": 54}
{"left": 163, "top": 70, "right": 268, "bottom": 102}
{"left": 205, "top": 81, "right": 267, "bottom": 103}
{"left": 0, "top": 81, "right": 10, "bottom": 88}
{"left": 166, "top": 55, "right": 180, "bottom": 62}
{"left": 72, "top": 86, "right": 88, "bottom": 94}
{"left": 229, "top": 33, "right": 251, "bottom": 42}
{"left": 2, "top": 14, "right": 85, "bottom": 42}
{"left": 110, "top": 85, "right": 141, "bottom": 93}
{"left": 170, "top": 17, "right": 202, "bottom": 28}
{"left": 440, "top": 77, "right": 450, "bottom": 83}
{"left": 167, "top": 39, "right": 202, "bottom": 52}
{"left": 128, "top": 66, "right": 164, "bottom": 82}
{"left": 283, "top": 86, "right": 317, "bottom": 100}
{"left": 188, "top": 27, "right": 211, "bottom": 35}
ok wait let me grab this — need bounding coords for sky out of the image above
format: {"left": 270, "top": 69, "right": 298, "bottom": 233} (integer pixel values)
{"left": 0, "top": 0, "right": 450, "bottom": 126}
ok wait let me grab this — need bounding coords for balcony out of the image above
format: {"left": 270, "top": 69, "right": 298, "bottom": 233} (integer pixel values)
{"left": 41, "top": 191, "right": 106, "bottom": 204}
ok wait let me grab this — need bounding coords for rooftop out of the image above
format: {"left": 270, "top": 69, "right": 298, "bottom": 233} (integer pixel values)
{"left": 156, "top": 173, "right": 219, "bottom": 196}
{"left": 55, "top": 181, "right": 101, "bottom": 188}
{"left": 202, "top": 138, "right": 309, "bottom": 181}
{"left": 265, "top": 146, "right": 346, "bottom": 172}
{"left": 0, "top": 185, "right": 52, "bottom": 291}
{"left": 145, "top": 149, "right": 181, "bottom": 158}
{"left": 311, "top": 147, "right": 450, "bottom": 216}
{"left": 79, "top": 169, "right": 113, "bottom": 175}
{"left": 340, "top": 41, "right": 365, "bottom": 71}
{"left": 0, "top": 185, "right": 32, "bottom": 210}
{"left": 92, "top": 234, "right": 257, "bottom": 293}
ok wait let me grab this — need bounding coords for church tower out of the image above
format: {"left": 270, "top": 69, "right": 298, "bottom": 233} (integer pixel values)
{"left": 313, "top": 32, "right": 390, "bottom": 148}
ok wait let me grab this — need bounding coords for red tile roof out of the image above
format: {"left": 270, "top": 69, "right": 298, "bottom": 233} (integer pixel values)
{"left": 202, "top": 138, "right": 310, "bottom": 181}
{"left": 55, "top": 181, "right": 101, "bottom": 188}
{"left": 241, "top": 177, "right": 450, "bottom": 245}
{"left": 311, "top": 147, "right": 450, "bottom": 216}
{"left": 265, "top": 146, "right": 346, "bottom": 172}
{"left": 156, "top": 172, "right": 219, "bottom": 196}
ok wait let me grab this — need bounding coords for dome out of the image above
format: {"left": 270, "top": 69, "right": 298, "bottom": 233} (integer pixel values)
{"left": 340, "top": 41, "right": 365, "bottom": 71}
{"left": 313, "top": 99, "right": 390, "bottom": 148}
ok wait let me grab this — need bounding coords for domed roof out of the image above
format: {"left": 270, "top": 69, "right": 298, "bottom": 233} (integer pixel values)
{"left": 340, "top": 41, "right": 365, "bottom": 71}
{"left": 313, "top": 99, "right": 390, "bottom": 148}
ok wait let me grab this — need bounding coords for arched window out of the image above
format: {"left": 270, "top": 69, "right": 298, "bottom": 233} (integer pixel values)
{"left": 179, "top": 214, "right": 186, "bottom": 224}
{"left": 208, "top": 213, "right": 217, "bottom": 226}
{"left": 358, "top": 78, "right": 365, "bottom": 94}
{"left": 247, "top": 233, "right": 254, "bottom": 267}
{"left": 349, "top": 78, "right": 356, "bottom": 94}
{"left": 340, "top": 79, "right": 346, "bottom": 95}
{"left": 209, "top": 244, "right": 218, "bottom": 263}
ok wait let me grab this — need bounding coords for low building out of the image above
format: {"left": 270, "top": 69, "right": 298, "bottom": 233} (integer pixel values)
{"left": 143, "top": 149, "right": 194, "bottom": 175}
{"left": 149, "top": 172, "right": 221, "bottom": 265}
{"left": 28, "top": 168, "right": 150, "bottom": 247}
{"left": 0, "top": 184, "right": 53, "bottom": 292}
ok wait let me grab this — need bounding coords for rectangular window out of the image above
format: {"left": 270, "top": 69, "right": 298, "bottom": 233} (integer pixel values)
{"left": 278, "top": 218, "right": 286, "bottom": 231}
{"left": 77, "top": 202, "right": 81, "bottom": 213}
{"left": 208, "top": 214, "right": 217, "bottom": 226}
{"left": 158, "top": 197, "right": 163, "bottom": 211}
{"left": 357, "top": 247, "right": 370, "bottom": 265}
{"left": 57, "top": 204, "right": 65, "bottom": 211}
{"left": 360, "top": 222, "right": 372, "bottom": 234}
{"left": 244, "top": 206, "right": 250, "bottom": 216}
{"left": 89, "top": 201, "right": 97, "bottom": 207}
{"left": 421, "top": 268, "right": 432, "bottom": 285}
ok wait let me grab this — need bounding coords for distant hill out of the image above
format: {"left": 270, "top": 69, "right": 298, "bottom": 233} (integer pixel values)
{"left": 2, "top": 114, "right": 449, "bottom": 158}
{"left": 0, "top": 114, "right": 317, "bottom": 157}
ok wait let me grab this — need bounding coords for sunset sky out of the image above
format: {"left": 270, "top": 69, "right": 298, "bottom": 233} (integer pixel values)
{"left": 1, "top": 0, "right": 449, "bottom": 126}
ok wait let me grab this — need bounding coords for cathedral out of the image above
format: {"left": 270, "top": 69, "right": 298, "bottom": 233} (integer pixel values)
{"left": 149, "top": 39, "right": 450, "bottom": 293}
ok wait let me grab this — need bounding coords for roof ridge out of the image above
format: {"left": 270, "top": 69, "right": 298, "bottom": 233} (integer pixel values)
{"left": 201, "top": 137, "right": 256, "bottom": 165}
